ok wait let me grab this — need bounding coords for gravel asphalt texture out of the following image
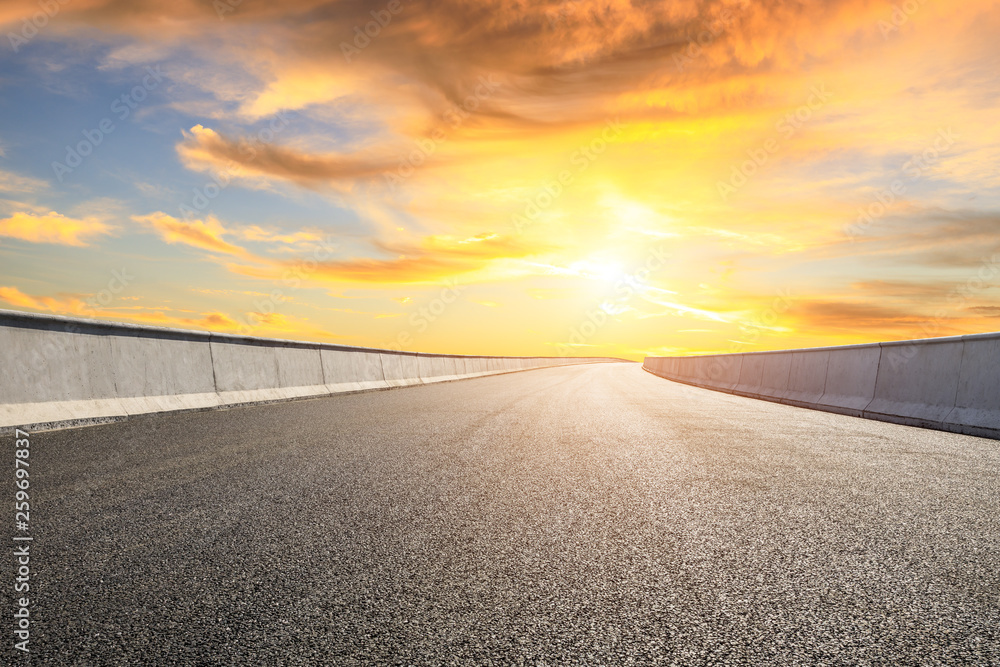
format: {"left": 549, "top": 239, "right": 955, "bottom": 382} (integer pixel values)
{"left": 4, "top": 362, "right": 1000, "bottom": 665}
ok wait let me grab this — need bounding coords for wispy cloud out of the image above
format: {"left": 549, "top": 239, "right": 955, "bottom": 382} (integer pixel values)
{"left": 228, "top": 232, "right": 538, "bottom": 285}
{"left": 177, "top": 124, "right": 396, "bottom": 189}
{"left": 132, "top": 212, "right": 256, "bottom": 260}
{"left": 0, "top": 170, "right": 48, "bottom": 194}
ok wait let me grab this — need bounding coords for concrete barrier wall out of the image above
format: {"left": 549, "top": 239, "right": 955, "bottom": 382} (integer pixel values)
{"left": 783, "top": 350, "right": 829, "bottom": 408}
{"left": 704, "top": 354, "right": 742, "bottom": 392}
{"left": 0, "top": 309, "right": 625, "bottom": 431}
{"left": 112, "top": 328, "right": 220, "bottom": 416}
{"left": 735, "top": 354, "right": 765, "bottom": 396}
{"left": 322, "top": 348, "right": 387, "bottom": 393}
{"left": 867, "top": 337, "right": 964, "bottom": 428}
{"left": 1, "top": 318, "right": 124, "bottom": 426}
{"left": 211, "top": 336, "right": 282, "bottom": 403}
{"left": 819, "top": 345, "right": 880, "bottom": 416}
{"left": 644, "top": 332, "right": 1000, "bottom": 439}
{"left": 759, "top": 353, "right": 792, "bottom": 400}
{"left": 949, "top": 335, "right": 1000, "bottom": 435}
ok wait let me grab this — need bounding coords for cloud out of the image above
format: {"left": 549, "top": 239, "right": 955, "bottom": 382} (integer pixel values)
{"left": 228, "top": 232, "right": 538, "bottom": 284}
{"left": 2, "top": 0, "right": 986, "bottom": 136}
{"left": 176, "top": 124, "right": 399, "bottom": 188}
{"left": 132, "top": 212, "right": 256, "bottom": 259}
{"left": 236, "top": 225, "right": 325, "bottom": 247}
{"left": 0, "top": 284, "right": 247, "bottom": 332}
{"left": 850, "top": 280, "right": 961, "bottom": 300}
{"left": 244, "top": 311, "right": 339, "bottom": 339}
{"left": 0, "top": 211, "right": 113, "bottom": 246}
{"left": 0, "top": 286, "right": 91, "bottom": 314}
{"left": 132, "top": 211, "right": 534, "bottom": 287}
{"left": 49, "top": 0, "right": 935, "bottom": 189}
{"left": 782, "top": 299, "right": 991, "bottom": 340}
{"left": 190, "top": 287, "right": 273, "bottom": 298}
{"left": 114, "top": 310, "right": 244, "bottom": 331}
{"left": 196, "top": 312, "right": 239, "bottom": 328}
{"left": 4, "top": 0, "right": 1000, "bottom": 357}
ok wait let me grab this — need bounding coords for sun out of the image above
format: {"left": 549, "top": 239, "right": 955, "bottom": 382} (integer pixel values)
{"left": 566, "top": 257, "right": 627, "bottom": 284}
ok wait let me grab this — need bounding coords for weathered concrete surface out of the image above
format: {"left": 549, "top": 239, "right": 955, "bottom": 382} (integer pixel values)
{"left": 211, "top": 335, "right": 283, "bottom": 405}
{"left": 274, "top": 345, "right": 327, "bottom": 400}
{"left": 703, "top": 354, "right": 743, "bottom": 392}
{"left": 0, "top": 316, "right": 124, "bottom": 426}
{"left": 758, "top": 353, "right": 792, "bottom": 401}
{"left": 111, "top": 329, "right": 220, "bottom": 416}
{"left": 866, "top": 337, "right": 964, "bottom": 429}
{"left": 783, "top": 350, "right": 830, "bottom": 408}
{"left": 734, "top": 354, "right": 765, "bottom": 397}
{"left": 0, "top": 310, "right": 625, "bottom": 431}
{"left": 644, "top": 332, "right": 1000, "bottom": 439}
{"left": 676, "top": 357, "right": 698, "bottom": 383}
{"left": 322, "top": 348, "right": 387, "bottom": 393}
{"left": 418, "top": 355, "right": 460, "bottom": 383}
{"left": 819, "top": 345, "right": 881, "bottom": 416}
{"left": 947, "top": 334, "right": 1000, "bottom": 436}
{"left": 380, "top": 352, "right": 423, "bottom": 388}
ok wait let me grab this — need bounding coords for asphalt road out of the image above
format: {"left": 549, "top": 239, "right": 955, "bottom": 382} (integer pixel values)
{"left": 5, "top": 363, "right": 1000, "bottom": 665}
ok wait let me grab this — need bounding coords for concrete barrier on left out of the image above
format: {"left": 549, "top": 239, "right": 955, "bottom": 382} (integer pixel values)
{"left": 0, "top": 309, "right": 625, "bottom": 432}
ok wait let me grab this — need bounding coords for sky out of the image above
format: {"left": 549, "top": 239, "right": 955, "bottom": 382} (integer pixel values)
{"left": 0, "top": 0, "right": 999, "bottom": 361}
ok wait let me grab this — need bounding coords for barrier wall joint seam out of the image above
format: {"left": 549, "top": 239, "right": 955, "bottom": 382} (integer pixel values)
{"left": 319, "top": 344, "right": 328, "bottom": 387}
{"left": 821, "top": 353, "right": 829, "bottom": 398}
{"left": 108, "top": 336, "right": 120, "bottom": 399}
{"left": 208, "top": 335, "right": 220, "bottom": 396}
{"left": 949, "top": 340, "right": 967, "bottom": 416}
{"left": 861, "top": 343, "right": 884, "bottom": 418}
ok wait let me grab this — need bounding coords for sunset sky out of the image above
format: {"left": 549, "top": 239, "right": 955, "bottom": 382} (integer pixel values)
{"left": 1, "top": 0, "right": 998, "bottom": 360}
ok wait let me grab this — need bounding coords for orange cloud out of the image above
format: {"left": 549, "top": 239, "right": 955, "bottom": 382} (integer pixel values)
{"left": 244, "top": 311, "right": 339, "bottom": 339}
{"left": 177, "top": 124, "right": 397, "bottom": 188}
{"left": 132, "top": 212, "right": 256, "bottom": 259}
{"left": 0, "top": 211, "right": 113, "bottom": 247}
{"left": 193, "top": 312, "right": 239, "bottom": 329}
{"left": 228, "top": 232, "right": 539, "bottom": 284}
{"left": 0, "top": 284, "right": 247, "bottom": 333}
{"left": 0, "top": 286, "right": 91, "bottom": 314}
{"left": 4, "top": 0, "right": 1000, "bottom": 359}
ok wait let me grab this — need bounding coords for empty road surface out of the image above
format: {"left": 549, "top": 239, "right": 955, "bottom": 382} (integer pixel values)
{"left": 6, "top": 362, "right": 1000, "bottom": 665}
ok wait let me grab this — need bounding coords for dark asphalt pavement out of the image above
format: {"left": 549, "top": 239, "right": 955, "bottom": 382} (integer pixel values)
{"left": 5, "top": 363, "right": 1000, "bottom": 665}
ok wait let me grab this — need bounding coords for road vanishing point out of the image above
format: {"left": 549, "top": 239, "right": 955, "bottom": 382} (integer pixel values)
{"left": 7, "top": 363, "right": 999, "bottom": 665}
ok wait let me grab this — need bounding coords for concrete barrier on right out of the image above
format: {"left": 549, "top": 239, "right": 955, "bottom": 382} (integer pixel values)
{"left": 947, "top": 334, "right": 1000, "bottom": 437}
{"left": 818, "top": 344, "right": 880, "bottom": 416}
{"left": 643, "top": 332, "right": 1000, "bottom": 440}
{"left": 782, "top": 349, "right": 829, "bottom": 408}
{"left": 865, "top": 336, "right": 964, "bottom": 430}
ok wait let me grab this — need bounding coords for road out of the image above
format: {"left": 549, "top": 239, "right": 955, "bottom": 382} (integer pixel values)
{"left": 6, "top": 363, "right": 1000, "bottom": 664}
